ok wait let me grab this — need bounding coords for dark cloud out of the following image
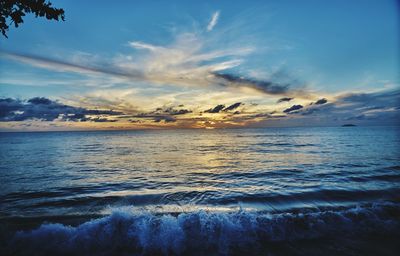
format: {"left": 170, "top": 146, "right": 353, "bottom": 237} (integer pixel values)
{"left": 205, "top": 104, "right": 225, "bottom": 113}
{"left": 333, "top": 90, "right": 400, "bottom": 124}
{"left": 0, "top": 97, "right": 122, "bottom": 122}
{"left": 120, "top": 113, "right": 177, "bottom": 123}
{"left": 314, "top": 98, "right": 328, "bottom": 105}
{"left": 150, "top": 106, "right": 192, "bottom": 116}
{"left": 283, "top": 105, "right": 303, "bottom": 113}
{"left": 0, "top": 98, "right": 23, "bottom": 119}
{"left": 163, "top": 107, "right": 192, "bottom": 115}
{"left": 87, "top": 117, "right": 118, "bottom": 122}
{"left": 213, "top": 73, "right": 290, "bottom": 95}
{"left": 277, "top": 97, "right": 293, "bottom": 103}
{"left": 28, "top": 97, "right": 52, "bottom": 105}
{"left": 336, "top": 90, "right": 400, "bottom": 114}
{"left": 0, "top": 98, "right": 79, "bottom": 121}
{"left": 224, "top": 102, "right": 242, "bottom": 111}
{"left": 85, "top": 109, "right": 123, "bottom": 115}
{"left": 153, "top": 116, "right": 176, "bottom": 123}
{"left": 120, "top": 106, "right": 191, "bottom": 123}
{"left": 339, "top": 90, "right": 400, "bottom": 104}
{"left": 275, "top": 89, "right": 400, "bottom": 126}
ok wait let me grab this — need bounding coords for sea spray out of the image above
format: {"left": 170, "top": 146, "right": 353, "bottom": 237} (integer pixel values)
{"left": 3, "top": 202, "right": 399, "bottom": 256}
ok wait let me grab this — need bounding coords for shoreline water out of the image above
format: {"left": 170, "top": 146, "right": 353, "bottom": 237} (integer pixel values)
{"left": 1, "top": 201, "right": 399, "bottom": 255}
{"left": 1, "top": 127, "right": 399, "bottom": 255}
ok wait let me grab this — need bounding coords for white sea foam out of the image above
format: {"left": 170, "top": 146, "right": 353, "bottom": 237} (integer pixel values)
{"left": 4, "top": 202, "right": 399, "bottom": 255}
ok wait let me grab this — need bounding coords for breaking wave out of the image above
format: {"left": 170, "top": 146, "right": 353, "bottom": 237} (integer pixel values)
{"left": 2, "top": 202, "right": 400, "bottom": 256}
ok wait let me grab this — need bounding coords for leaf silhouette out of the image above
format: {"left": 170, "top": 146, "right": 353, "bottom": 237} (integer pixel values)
{"left": 0, "top": 0, "right": 65, "bottom": 38}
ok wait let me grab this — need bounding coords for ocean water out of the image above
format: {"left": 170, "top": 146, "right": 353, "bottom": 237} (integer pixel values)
{"left": 0, "top": 126, "right": 399, "bottom": 255}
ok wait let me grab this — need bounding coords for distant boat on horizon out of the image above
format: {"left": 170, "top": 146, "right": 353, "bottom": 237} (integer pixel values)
{"left": 342, "top": 124, "right": 357, "bottom": 127}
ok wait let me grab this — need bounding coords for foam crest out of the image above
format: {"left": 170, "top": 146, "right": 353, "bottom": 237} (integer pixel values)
{"left": 4, "top": 202, "right": 400, "bottom": 255}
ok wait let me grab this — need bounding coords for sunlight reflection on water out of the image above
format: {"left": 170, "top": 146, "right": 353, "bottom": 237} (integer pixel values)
{"left": 0, "top": 126, "right": 399, "bottom": 217}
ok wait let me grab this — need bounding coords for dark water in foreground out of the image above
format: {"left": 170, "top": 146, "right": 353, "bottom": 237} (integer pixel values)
{"left": 0, "top": 126, "right": 399, "bottom": 255}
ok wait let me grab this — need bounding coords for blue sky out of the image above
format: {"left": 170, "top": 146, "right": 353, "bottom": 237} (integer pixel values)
{"left": 0, "top": 0, "right": 399, "bottom": 130}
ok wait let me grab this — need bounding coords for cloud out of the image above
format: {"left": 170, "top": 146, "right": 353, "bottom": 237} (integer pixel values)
{"left": 214, "top": 73, "right": 288, "bottom": 94}
{"left": 89, "top": 117, "right": 118, "bottom": 122}
{"left": 153, "top": 116, "right": 176, "bottom": 123}
{"left": 223, "top": 102, "right": 242, "bottom": 111}
{"left": 115, "top": 106, "right": 191, "bottom": 123}
{"left": 338, "top": 90, "right": 400, "bottom": 105}
{"left": 159, "top": 107, "right": 192, "bottom": 115}
{"left": 314, "top": 98, "right": 328, "bottom": 105}
{"left": 128, "top": 41, "right": 163, "bottom": 52}
{"left": 0, "top": 20, "right": 309, "bottom": 98}
{"left": 28, "top": 97, "right": 53, "bottom": 105}
{"left": 0, "top": 97, "right": 122, "bottom": 122}
{"left": 205, "top": 104, "right": 225, "bottom": 113}
{"left": 0, "top": 51, "right": 144, "bottom": 79}
{"left": 124, "top": 106, "right": 191, "bottom": 118}
{"left": 338, "top": 89, "right": 400, "bottom": 107}
{"left": 0, "top": 98, "right": 22, "bottom": 118}
{"left": 207, "top": 11, "right": 220, "bottom": 31}
{"left": 276, "top": 89, "right": 400, "bottom": 126}
{"left": 277, "top": 97, "right": 293, "bottom": 103}
{"left": 283, "top": 104, "right": 303, "bottom": 113}
{"left": 213, "top": 72, "right": 309, "bottom": 97}
{"left": 2, "top": 89, "right": 399, "bottom": 130}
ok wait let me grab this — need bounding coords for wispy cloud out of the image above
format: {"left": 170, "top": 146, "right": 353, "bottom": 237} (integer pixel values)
{"left": 0, "top": 9, "right": 315, "bottom": 99}
{"left": 207, "top": 11, "right": 220, "bottom": 31}
{"left": 0, "top": 51, "right": 144, "bottom": 79}
{"left": 1, "top": 42, "right": 309, "bottom": 98}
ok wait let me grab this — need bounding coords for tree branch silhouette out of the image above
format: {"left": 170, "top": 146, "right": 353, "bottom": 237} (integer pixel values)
{"left": 0, "top": 0, "right": 65, "bottom": 38}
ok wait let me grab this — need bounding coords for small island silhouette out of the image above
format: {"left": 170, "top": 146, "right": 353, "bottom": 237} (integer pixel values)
{"left": 342, "top": 124, "right": 357, "bottom": 127}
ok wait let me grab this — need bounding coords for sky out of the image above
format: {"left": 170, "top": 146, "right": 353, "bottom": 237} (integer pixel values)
{"left": 0, "top": 0, "right": 399, "bottom": 131}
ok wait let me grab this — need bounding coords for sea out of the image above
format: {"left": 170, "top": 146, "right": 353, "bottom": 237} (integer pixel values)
{"left": 0, "top": 126, "right": 399, "bottom": 255}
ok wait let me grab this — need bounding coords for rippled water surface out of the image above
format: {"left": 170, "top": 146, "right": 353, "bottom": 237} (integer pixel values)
{"left": 1, "top": 126, "right": 399, "bottom": 255}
